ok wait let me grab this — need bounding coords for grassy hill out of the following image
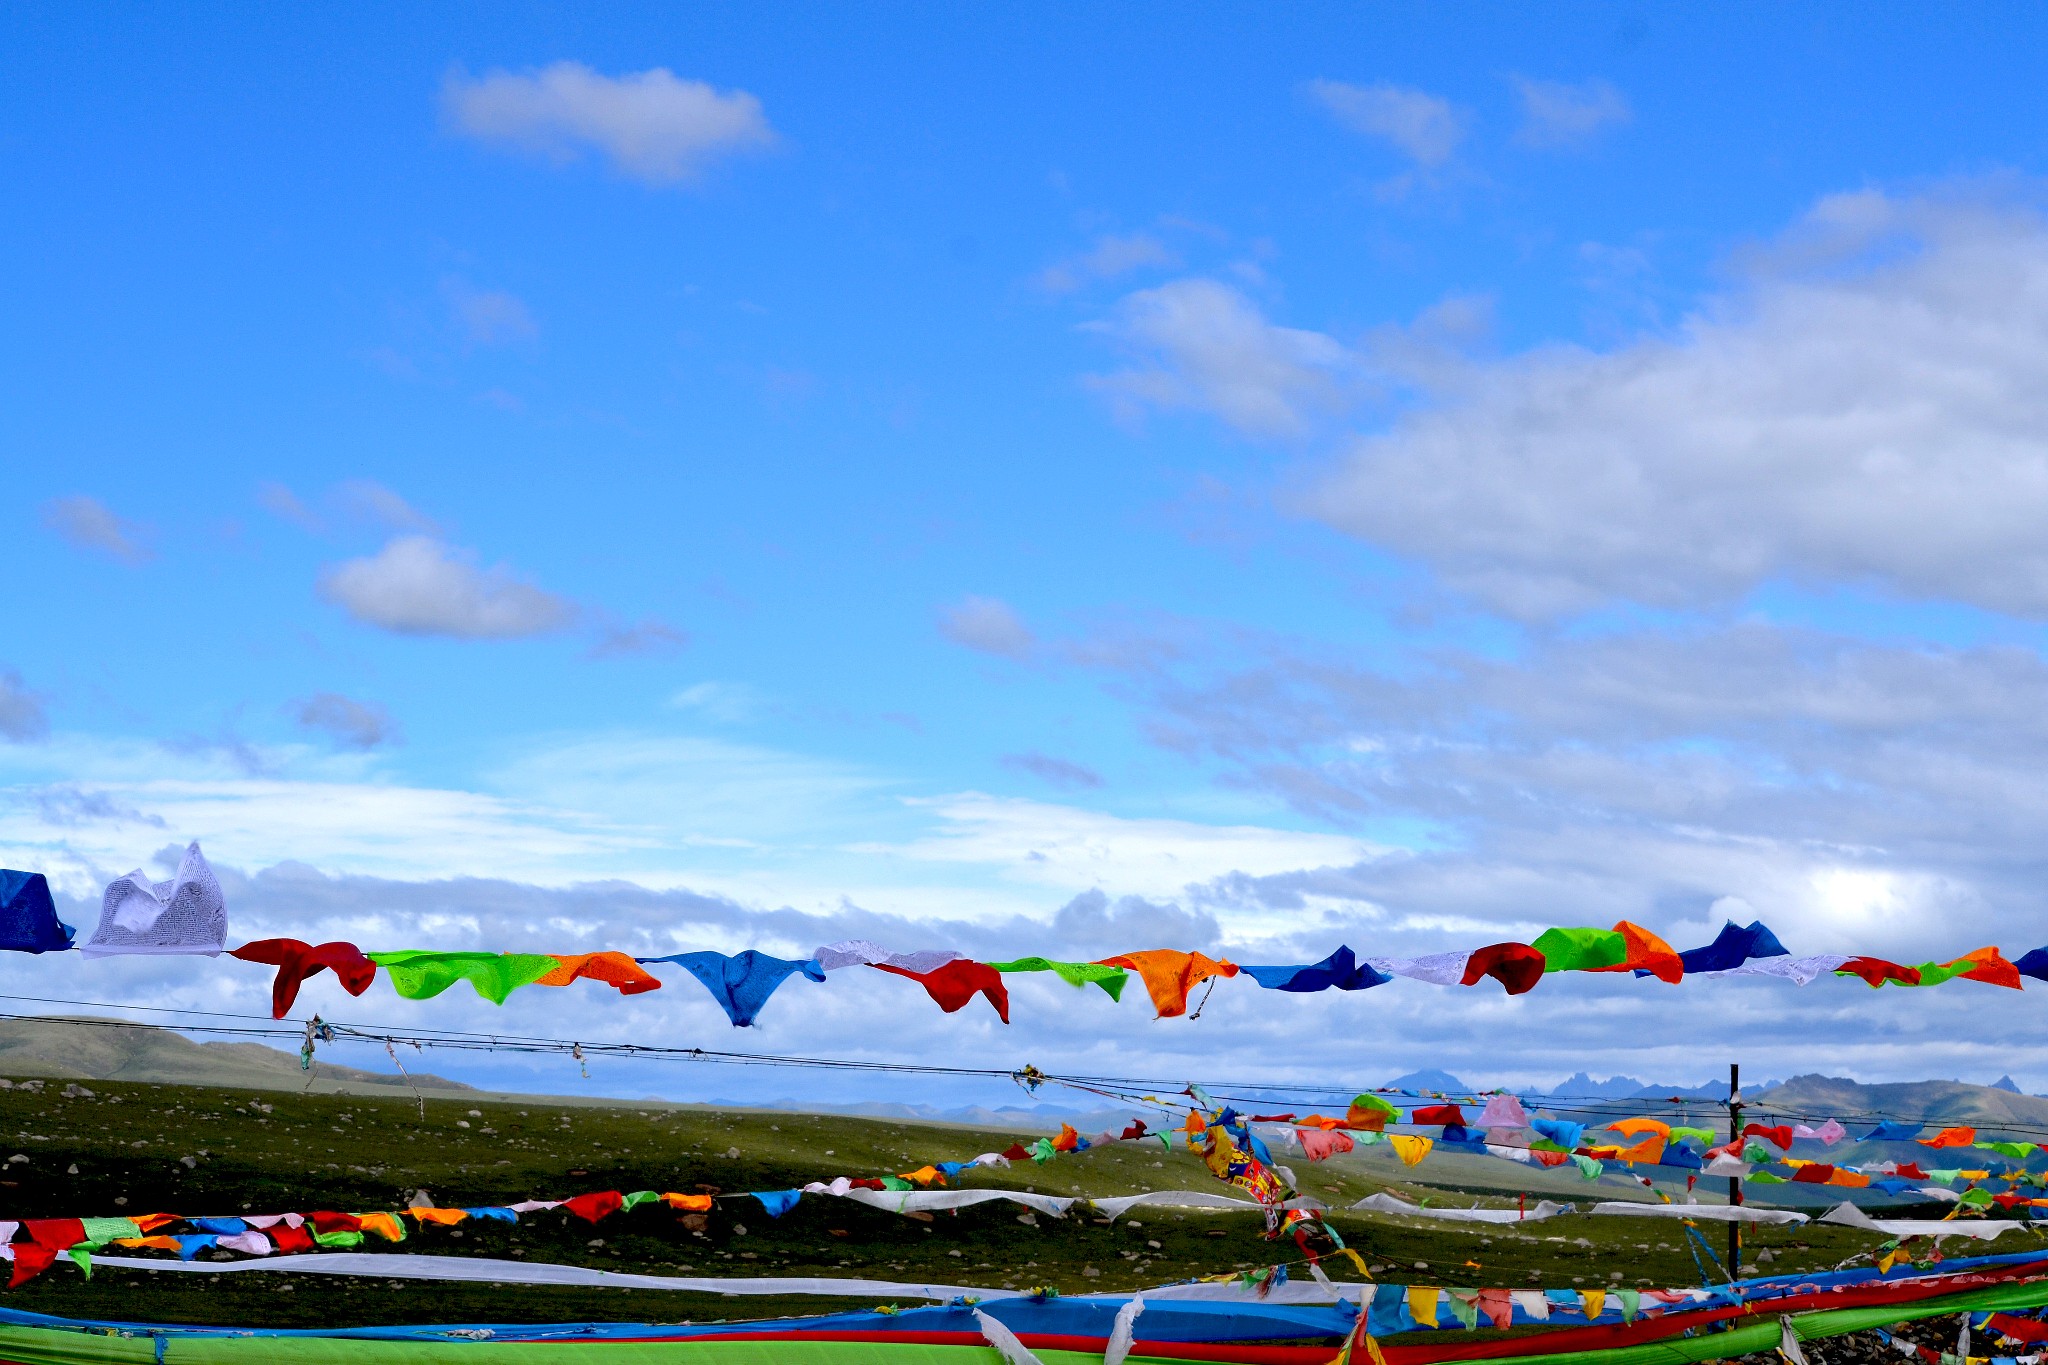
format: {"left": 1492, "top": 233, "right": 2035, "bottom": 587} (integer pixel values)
{"left": 0, "top": 1017, "right": 474, "bottom": 1095}
{"left": 0, "top": 1049, "right": 1905, "bottom": 1331}
{"left": 0, "top": 1020, "right": 2017, "bottom": 1330}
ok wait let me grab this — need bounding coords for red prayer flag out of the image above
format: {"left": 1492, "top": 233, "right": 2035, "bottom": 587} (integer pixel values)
{"left": 1460, "top": 942, "right": 1546, "bottom": 995}
{"left": 1836, "top": 956, "right": 1921, "bottom": 987}
{"left": 229, "top": 938, "right": 377, "bottom": 1018}
{"left": 270, "top": 1222, "right": 316, "bottom": 1254}
{"left": 559, "top": 1191, "right": 625, "bottom": 1224}
{"left": 8, "top": 1242, "right": 57, "bottom": 1288}
{"left": 21, "top": 1219, "right": 85, "bottom": 1250}
{"left": 870, "top": 959, "right": 1011, "bottom": 1023}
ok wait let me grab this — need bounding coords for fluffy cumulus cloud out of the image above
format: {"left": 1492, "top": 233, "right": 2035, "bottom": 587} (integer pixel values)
{"left": 1306, "top": 79, "right": 1465, "bottom": 166}
{"left": 294, "top": 693, "right": 399, "bottom": 750}
{"left": 40, "top": 495, "right": 150, "bottom": 563}
{"left": 937, "top": 594, "right": 1036, "bottom": 660}
{"left": 443, "top": 62, "right": 776, "bottom": 185}
{"left": 1102, "top": 615, "right": 2048, "bottom": 959}
{"left": 1307, "top": 193, "right": 2048, "bottom": 618}
{"left": 318, "top": 536, "right": 577, "bottom": 639}
{"left": 1085, "top": 279, "right": 1358, "bottom": 437}
{"left": 1511, "top": 76, "right": 1632, "bottom": 148}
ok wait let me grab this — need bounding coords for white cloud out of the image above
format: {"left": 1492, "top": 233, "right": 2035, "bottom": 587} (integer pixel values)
{"left": 319, "top": 535, "right": 576, "bottom": 639}
{"left": 937, "top": 594, "right": 1036, "bottom": 660}
{"left": 1511, "top": 77, "right": 1631, "bottom": 148}
{"left": 294, "top": 693, "right": 400, "bottom": 750}
{"left": 1038, "top": 233, "right": 1178, "bottom": 293}
{"left": 1306, "top": 80, "right": 1465, "bottom": 166}
{"left": 444, "top": 279, "right": 539, "bottom": 345}
{"left": 443, "top": 62, "right": 776, "bottom": 185}
{"left": 873, "top": 792, "right": 1379, "bottom": 906}
{"left": 0, "top": 669, "right": 48, "bottom": 742}
{"left": 1085, "top": 279, "right": 1358, "bottom": 437}
{"left": 40, "top": 495, "right": 150, "bottom": 563}
{"left": 1307, "top": 193, "right": 2048, "bottom": 618}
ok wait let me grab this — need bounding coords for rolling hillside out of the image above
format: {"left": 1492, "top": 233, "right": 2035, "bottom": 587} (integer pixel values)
{"left": 0, "top": 1017, "right": 474, "bottom": 1095}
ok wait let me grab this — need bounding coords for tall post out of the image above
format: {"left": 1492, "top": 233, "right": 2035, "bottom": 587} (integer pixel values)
{"left": 1728, "top": 1063, "right": 1743, "bottom": 1279}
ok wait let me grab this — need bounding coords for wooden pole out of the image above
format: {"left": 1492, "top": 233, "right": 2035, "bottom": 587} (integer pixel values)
{"left": 1728, "top": 1062, "right": 1743, "bottom": 1278}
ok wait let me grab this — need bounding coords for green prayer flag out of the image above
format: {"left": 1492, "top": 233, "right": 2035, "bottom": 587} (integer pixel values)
{"left": 621, "top": 1190, "right": 662, "bottom": 1210}
{"left": 984, "top": 957, "right": 1127, "bottom": 1001}
{"left": 79, "top": 1218, "right": 139, "bottom": 1243}
{"left": 1529, "top": 927, "right": 1627, "bottom": 972}
{"left": 314, "top": 1230, "right": 364, "bottom": 1248}
{"left": 366, "top": 951, "right": 562, "bottom": 1004}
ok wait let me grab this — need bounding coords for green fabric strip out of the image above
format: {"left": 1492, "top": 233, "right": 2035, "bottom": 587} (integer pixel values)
{"left": 985, "top": 957, "right": 1128, "bottom": 1000}
{"left": 1486, "top": 1278, "right": 2048, "bottom": 1365}
{"left": 1530, "top": 927, "right": 1627, "bottom": 973}
{"left": 312, "top": 1229, "right": 363, "bottom": 1248}
{"left": 621, "top": 1190, "right": 663, "bottom": 1210}
{"left": 365, "top": 951, "right": 562, "bottom": 1004}
{"left": 79, "top": 1218, "right": 139, "bottom": 1242}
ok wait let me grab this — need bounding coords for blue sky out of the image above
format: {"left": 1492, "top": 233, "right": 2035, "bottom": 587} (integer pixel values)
{"left": 8, "top": 4, "right": 2048, "bottom": 1102}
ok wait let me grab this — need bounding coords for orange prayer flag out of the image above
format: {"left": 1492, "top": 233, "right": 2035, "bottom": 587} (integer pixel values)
{"left": 1094, "top": 950, "right": 1237, "bottom": 1018}
{"left": 535, "top": 951, "right": 663, "bottom": 995}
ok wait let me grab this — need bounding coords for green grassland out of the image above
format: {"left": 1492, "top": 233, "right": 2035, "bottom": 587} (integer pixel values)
{"left": 0, "top": 1077, "right": 1989, "bottom": 1329}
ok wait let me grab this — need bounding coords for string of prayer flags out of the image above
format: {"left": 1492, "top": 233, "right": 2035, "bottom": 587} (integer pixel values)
{"left": 639, "top": 950, "right": 824, "bottom": 1026}
{"left": 0, "top": 870, "right": 71, "bottom": 954}
{"left": 40, "top": 841, "right": 2048, "bottom": 1027}
{"left": 986, "top": 957, "right": 1129, "bottom": 1000}
{"left": 231, "top": 939, "right": 376, "bottom": 1018}
{"left": 1837, "top": 949, "right": 2022, "bottom": 989}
